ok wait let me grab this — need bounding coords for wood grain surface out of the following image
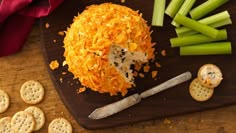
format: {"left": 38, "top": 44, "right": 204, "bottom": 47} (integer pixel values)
{"left": 1, "top": 1, "right": 236, "bottom": 133}
{"left": 40, "top": 0, "right": 236, "bottom": 130}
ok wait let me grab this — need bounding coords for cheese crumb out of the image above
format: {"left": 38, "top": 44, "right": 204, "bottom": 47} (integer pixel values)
{"left": 134, "top": 63, "right": 142, "bottom": 71}
{"left": 121, "top": 0, "right": 126, "bottom": 3}
{"left": 133, "top": 71, "right": 138, "bottom": 77}
{"left": 77, "top": 87, "right": 86, "bottom": 94}
{"left": 163, "top": 118, "right": 171, "bottom": 125}
{"left": 152, "top": 71, "right": 158, "bottom": 78}
{"left": 45, "top": 23, "right": 50, "bottom": 29}
{"left": 58, "top": 31, "right": 65, "bottom": 36}
{"left": 49, "top": 60, "right": 59, "bottom": 70}
{"left": 161, "top": 50, "right": 167, "bottom": 56}
{"left": 143, "top": 65, "right": 150, "bottom": 73}
{"left": 139, "top": 73, "right": 145, "bottom": 78}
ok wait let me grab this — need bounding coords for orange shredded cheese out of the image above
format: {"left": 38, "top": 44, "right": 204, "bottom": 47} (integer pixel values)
{"left": 58, "top": 31, "right": 65, "bottom": 36}
{"left": 133, "top": 71, "right": 138, "bottom": 77}
{"left": 59, "top": 77, "right": 63, "bottom": 83}
{"left": 139, "top": 73, "right": 145, "bottom": 78}
{"left": 161, "top": 50, "right": 167, "bottom": 56}
{"left": 78, "top": 87, "right": 86, "bottom": 94}
{"left": 155, "top": 62, "right": 162, "bottom": 68}
{"left": 45, "top": 23, "right": 50, "bottom": 29}
{"left": 143, "top": 65, "right": 150, "bottom": 72}
{"left": 134, "top": 63, "right": 142, "bottom": 71}
{"left": 62, "top": 61, "right": 67, "bottom": 66}
{"left": 163, "top": 118, "right": 172, "bottom": 125}
{"left": 63, "top": 3, "right": 154, "bottom": 96}
{"left": 152, "top": 71, "right": 158, "bottom": 78}
{"left": 49, "top": 60, "right": 59, "bottom": 70}
{"left": 62, "top": 72, "right": 67, "bottom": 75}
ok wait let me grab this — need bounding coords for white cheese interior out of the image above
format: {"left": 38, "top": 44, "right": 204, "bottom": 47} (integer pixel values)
{"left": 108, "top": 45, "right": 148, "bottom": 83}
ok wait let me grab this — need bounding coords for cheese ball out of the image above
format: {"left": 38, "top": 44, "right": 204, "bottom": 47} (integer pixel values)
{"left": 64, "top": 3, "right": 155, "bottom": 96}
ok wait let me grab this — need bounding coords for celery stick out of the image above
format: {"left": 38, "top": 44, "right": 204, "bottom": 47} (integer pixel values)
{"left": 176, "top": 11, "right": 231, "bottom": 37}
{"left": 171, "top": 0, "right": 196, "bottom": 27}
{"left": 190, "top": 0, "right": 229, "bottom": 20}
{"left": 210, "top": 18, "right": 232, "bottom": 28}
{"left": 180, "top": 42, "right": 232, "bottom": 56}
{"left": 176, "top": 18, "right": 232, "bottom": 37}
{"left": 171, "top": 29, "right": 227, "bottom": 47}
{"left": 165, "top": 0, "right": 185, "bottom": 18}
{"left": 198, "top": 10, "right": 230, "bottom": 24}
{"left": 152, "top": 0, "right": 166, "bottom": 27}
{"left": 174, "top": 14, "right": 220, "bottom": 38}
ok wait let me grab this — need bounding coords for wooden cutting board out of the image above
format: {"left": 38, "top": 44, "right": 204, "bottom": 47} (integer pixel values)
{"left": 40, "top": 0, "right": 236, "bottom": 129}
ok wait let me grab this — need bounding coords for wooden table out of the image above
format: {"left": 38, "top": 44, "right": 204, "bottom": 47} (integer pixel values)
{"left": 1, "top": 24, "right": 236, "bottom": 133}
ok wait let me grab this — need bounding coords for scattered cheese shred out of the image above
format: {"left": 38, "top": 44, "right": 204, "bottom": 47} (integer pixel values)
{"left": 161, "top": 50, "right": 167, "bottom": 56}
{"left": 133, "top": 71, "right": 138, "bottom": 77}
{"left": 59, "top": 77, "right": 63, "bottom": 83}
{"left": 155, "top": 62, "right": 162, "bottom": 68}
{"left": 78, "top": 87, "right": 86, "bottom": 94}
{"left": 134, "top": 63, "right": 142, "bottom": 71}
{"left": 152, "top": 71, "right": 158, "bottom": 78}
{"left": 163, "top": 118, "right": 172, "bottom": 125}
{"left": 62, "top": 61, "right": 67, "bottom": 66}
{"left": 62, "top": 72, "right": 67, "bottom": 75}
{"left": 49, "top": 60, "right": 59, "bottom": 70}
{"left": 143, "top": 65, "right": 150, "bottom": 72}
{"left": 58, "top": 31, "right": 65, "bottom": 36}
{"left": 45, "top": 23, "right": 50, "bottom": 29}
{"left": 139, "top": 73, "right": 145, "bottom": 78}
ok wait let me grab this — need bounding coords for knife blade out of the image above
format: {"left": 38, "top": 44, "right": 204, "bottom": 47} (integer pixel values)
{"left": 88, "top": 71, "right": 192, "bottom": 120}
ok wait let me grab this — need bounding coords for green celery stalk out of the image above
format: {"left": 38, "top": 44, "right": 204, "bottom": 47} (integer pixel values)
{"left": 171, "top": 0, "right": 196, "bottom": 27}
{"left": 174, "top": 14, "right": 220, "bottom": 38}
{"left": 152, "top": 0, "right": 166, "bottom": 27}
{"left": 180, "top": 42, "right": 232, "bottom": 56}
{"left": 171, "top": 29, "right": 227, "bottom": 47}
{"left": 165, "top": 0, "right": 185, "bottom": 18}
{"left": 176, "top": 18, "right": 232, "bottom": 37}
{"left": 176, "top": 11, "right": 231, "bottom": 37}
{"left": 210, "top": 18, "right": 232, "bottom": 28}
{"left": 190, "top": 0, "right": 229, "bottom": 20}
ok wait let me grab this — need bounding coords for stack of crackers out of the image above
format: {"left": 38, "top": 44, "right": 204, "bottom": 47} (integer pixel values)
{"left": 0, "top": 80, "right": 72, "bottom": 133}
{"left": 189, "top": 64, "right": 223, "bottom": 102}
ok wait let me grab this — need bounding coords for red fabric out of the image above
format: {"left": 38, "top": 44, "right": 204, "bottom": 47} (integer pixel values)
{"left": 0, "top": 0, "right": 64, "bottom": 57}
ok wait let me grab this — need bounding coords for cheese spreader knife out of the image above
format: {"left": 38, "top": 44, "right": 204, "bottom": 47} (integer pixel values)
{"left": 88, "top": 71, "right": 192, "bottom": 120}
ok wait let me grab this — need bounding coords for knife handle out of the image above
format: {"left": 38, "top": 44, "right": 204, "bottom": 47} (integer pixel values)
{"left": 140, "top": 71, "right": 192, "bottom": 99}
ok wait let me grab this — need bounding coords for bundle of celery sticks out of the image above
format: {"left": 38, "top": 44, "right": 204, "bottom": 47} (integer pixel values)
{"left": 152, "top": 0, "right": 232, "bottom": 56}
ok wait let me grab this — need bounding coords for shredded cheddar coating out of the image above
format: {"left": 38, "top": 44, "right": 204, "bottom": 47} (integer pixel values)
{"left": 63, "top": 3, "right": 154, "bottom": 96}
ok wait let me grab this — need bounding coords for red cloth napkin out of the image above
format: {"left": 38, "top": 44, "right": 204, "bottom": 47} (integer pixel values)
{"left": 0, "top": 0, "right": 63, "bottom": 57}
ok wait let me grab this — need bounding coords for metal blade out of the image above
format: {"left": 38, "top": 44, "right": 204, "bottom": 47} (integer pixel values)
{"left": 88, "top": 93, "right": 141, "bottom": 120}
{"left": 140, "top": 71, "right": 192, "bottom": 98}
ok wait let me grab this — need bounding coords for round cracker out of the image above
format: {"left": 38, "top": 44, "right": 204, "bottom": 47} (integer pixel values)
{"left": 20, "top": 80, "right": 45, "bottom": 104}
{"left": 0, "top": 117, "right": 12, "bottom": 133}
{"left": 0, "top": 89, "right": 10, "bottom": 113}
{"left": 48, "top": 117, "right": 72, "bottom": 133}
{"left": 197, "top": 64, "right": 223, "bottom": 89}
{"left": 24, "top": 106, "right": 45, "bottom": 131}
{"left": 189, "top": 78, "right": 214, "bottom": 102}
{"left": 11, "top": 111, "right": 35, "bottom": 133}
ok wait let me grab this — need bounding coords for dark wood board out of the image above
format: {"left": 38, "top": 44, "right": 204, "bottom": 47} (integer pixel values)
{"left": 40, "top": 0, "right": 236, "bottom": 129}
